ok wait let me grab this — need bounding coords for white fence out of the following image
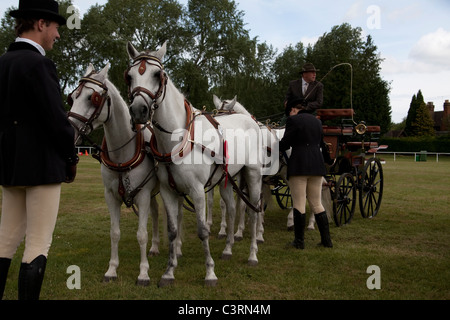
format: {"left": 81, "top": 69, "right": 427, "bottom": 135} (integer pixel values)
{"left": 376, "top": 151, "right": 450, "bottom": 162}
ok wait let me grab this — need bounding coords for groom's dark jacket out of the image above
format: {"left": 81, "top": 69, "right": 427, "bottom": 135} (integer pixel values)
{"left": 0, "top": 42, "right": 76, "bottom": 185}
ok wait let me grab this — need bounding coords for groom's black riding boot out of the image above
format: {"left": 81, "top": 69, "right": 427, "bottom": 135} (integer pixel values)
{"left": 0, "top": 257, "right": 12, "bottom": 300}
{"left": 18, "top": 255, "right": 47, "bottom": 300}
{"left": 291, "top": 209, "right": 305, "bottom": 249}
{"left": 315, "top": 211, "right": 333, "bottom": 248}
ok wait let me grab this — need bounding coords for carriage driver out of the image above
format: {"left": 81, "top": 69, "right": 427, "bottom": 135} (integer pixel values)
{"left": 284, "top": 63, "right": 324, "bottom": 117}
{"left": 0, "top": 0, "right": 78, "bottom": 300}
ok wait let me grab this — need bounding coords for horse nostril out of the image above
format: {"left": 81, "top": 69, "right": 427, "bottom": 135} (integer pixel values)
{"left": 142, "top": 105, "right": 148, "bottom": 116}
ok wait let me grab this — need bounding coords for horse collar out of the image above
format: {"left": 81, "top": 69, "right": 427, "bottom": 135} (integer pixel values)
{"left": 99, "top": 124, "right": 148, "bottom": 172}
{"left": 149, "top": 100, "right": 195, "bottom": 163}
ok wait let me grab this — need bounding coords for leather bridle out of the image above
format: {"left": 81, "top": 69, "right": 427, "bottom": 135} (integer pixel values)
{"left": 67, "top": 73, "right": 111, "bottom": 138}
{"left": 125, "top": 54, "right": 168, "bottom": 112}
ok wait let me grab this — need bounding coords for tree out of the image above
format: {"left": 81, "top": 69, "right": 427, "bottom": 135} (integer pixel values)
{"left": 176, "top": 0, "right": 253, "bottom": 109}
{"left": 79, "top": 0, "right": 187, "bottom": 99}
{"left": 303, "top": 24, "right": 391, "bottom": 133}
{"left": 406, "top": 90, "right": 435, "bottom": 136}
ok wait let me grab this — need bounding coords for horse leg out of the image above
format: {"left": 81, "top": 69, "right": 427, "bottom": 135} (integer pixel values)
{"left": 244, "top": 169, "right": 262, "bottom": 266}
{"left": 136, "top": 195, "right": 150, "bottom": 286}
{"left": 191, "top": 187, "right": 217, "bottom": 286}
{"left": 233, "top": 196, "right": 246, "bottom": 241}
{"left": 287, "top": 209, "right": 294, "bottom": 231}
{"left": 104, "top": 192, "right": 121, "bottom": 282}
{"left": 148, "top": 195, "right": 160, "bottom": 256}
{"left": 256, "top": 204, "right": 265, "bottom": 244}
{"left": 219, "top": 184, "right": 236, "bottom": 260}
{"left": 206, "top": 189, "right": 214, "bottom": 233}
{"left": 218, "top": 198, "right": 227, "bottom": 239}
{"left": 307, "top": 212, "right": 316, "bottom": 230}
{"left": 176, "top": 199, "right": 183, "bottom": 258}
{"left": 158, "top": 188, "right": 181, "bottom": 287}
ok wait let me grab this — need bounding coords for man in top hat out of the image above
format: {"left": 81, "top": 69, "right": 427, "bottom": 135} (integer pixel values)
{"left": 284, "top": 63, "right": 323, "bottom": 117}
{"left": 0, "top": 0, "right": 78, "bottom": 300}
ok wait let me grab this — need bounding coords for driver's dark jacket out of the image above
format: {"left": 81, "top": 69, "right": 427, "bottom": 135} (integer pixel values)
{"left": 0, "top": 42, "right": 75, "bottom": 186}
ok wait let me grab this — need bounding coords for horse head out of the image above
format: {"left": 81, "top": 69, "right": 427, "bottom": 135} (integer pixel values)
{"left": 67, "top": 63, "right": 111, "bottom": 144}
{"left": 213, "top": 95, "right": 252, "bottom": 117}
{"left": 126, "top": 41, "right": 168, "bottom": 125}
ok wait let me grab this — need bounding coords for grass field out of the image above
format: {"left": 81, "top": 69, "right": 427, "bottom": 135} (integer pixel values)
{"left": 1, "top": 154, "right": 449, "bottom": 301}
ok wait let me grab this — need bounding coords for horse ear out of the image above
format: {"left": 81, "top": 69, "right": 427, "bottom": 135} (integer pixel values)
{"left": 155, "top": 41, "right": 167, "bottom": 60}
{"left": 225, "top": 97, "right": 237, "bottom": 110}
{"left": 98, "top": 63, "right": 110, "bottom": 80}
{"left": 213, "top": 95, "right": 221, "bottom": 110}
{"left": 84, "top": 63, "right": 95, "bottom": 76}
{"left": 127, "top": 41, "right": 140, "bottom": 60}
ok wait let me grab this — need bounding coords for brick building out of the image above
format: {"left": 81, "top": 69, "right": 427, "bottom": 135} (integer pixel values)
{"left": 427, "top": 100, "right": 450, "bottom": 133}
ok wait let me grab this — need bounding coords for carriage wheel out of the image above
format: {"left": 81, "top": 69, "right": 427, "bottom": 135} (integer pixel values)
{"left": 359, "top": 157, "right": 383, "bottom": 218}
{"left": 333, "top": 173, "right": 356, "bottom": 226}
{"left": 273, "top": 182, "right": 292, "bottom": 210}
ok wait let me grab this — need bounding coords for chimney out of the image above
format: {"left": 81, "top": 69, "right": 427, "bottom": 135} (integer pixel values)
{"left": 444, "top": 100, "right": 450, "bottom": 115}
{"left": 427, "top": 101, "right": 435, "bottom": 113}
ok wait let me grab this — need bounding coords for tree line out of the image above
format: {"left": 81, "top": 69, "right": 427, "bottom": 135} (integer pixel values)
{"left": 1, "top": 0, "right": 392, "bottom": 136}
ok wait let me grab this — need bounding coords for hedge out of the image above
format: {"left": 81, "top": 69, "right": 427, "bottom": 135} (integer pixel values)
{"left": 379, "top": 136, "right": 450, "bottom": 153}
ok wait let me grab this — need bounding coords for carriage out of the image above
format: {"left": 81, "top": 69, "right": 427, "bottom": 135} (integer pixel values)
{"left": 267, "top": 108, "right": 387, "bottom": 227}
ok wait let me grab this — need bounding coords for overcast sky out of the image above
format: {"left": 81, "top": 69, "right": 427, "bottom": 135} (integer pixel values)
{"left": 1, "top": 0, "right": 449, "bottom": 123}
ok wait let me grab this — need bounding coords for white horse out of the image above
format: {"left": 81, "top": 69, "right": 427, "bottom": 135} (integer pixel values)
{"left": 68, "top": 63, "right": 161, "bottom": 286}
{"left": 126, "top": 41, "right": 264, "bottom": 287}
{"left": 209, "top": 95, "right": 269, "bottom": 243}
{"left": 212, "top": 96, "right": 328, "bottom": 232}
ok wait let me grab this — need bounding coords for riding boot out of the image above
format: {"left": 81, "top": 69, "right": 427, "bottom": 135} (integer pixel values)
{"left": 291, "top": 208, "right": 305, "bottom": 249}
{"left": 18, "top": 255, "right": 47, "bottom": 300}
{"left": 0, "top": 258, "right": 12, "bottom": 300}
{"left": 315, "top": 211, "right": 333, "bottom": 248}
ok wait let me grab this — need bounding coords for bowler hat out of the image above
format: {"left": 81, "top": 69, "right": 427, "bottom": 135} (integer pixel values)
{"left": 300, "top": 63, "right": 319, "bottom": 74}
{"left": 9, "top": 0, "right": 66, "bottom": 26}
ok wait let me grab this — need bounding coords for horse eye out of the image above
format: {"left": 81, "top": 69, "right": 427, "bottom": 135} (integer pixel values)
{"left": 87, "top": 94, "right": 92, "bottom": 101}
{"left": 154, "top": 71, "right": 161, "bottom": 79}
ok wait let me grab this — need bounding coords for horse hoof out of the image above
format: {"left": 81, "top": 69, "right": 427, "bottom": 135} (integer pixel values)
{"left": 205, "top": 279, "right": 218, "bottom": 287}
{"left": 148, "top": 251, "right": 160, "bottom": 257}
{"left": 234, "top": 235, "right": 243, "bottom": 241}
{"left": 257, "top": 239, "right": 264, "bottom": 244}
{"left": 158, "top": 278, "right": 174, "bottom": 288}
{"left": 287, "top": 226, "right": 294, "bottom": 231}
{"left": 103, "top": 275, "right": 117, "bottom": 283}
{"left": 217, "top": 233, "right": 227, "bottom": 240}
{"left": 248, "top": 259, "right": 258, "bottom": 267}
{"left": 136, "top": 279, "right": 150, "bottom": 287}
{"left": 221, "top": 253, "right": 232, "bottom": 260}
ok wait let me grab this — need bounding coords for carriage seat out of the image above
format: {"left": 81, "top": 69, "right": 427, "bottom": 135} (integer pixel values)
{"left": 317, "top": 109, "right": 354, "bottom": 121}
{"left": 322, "top": 126, "right": 353, "bottom": 136}
{"left": 366, "top": 126, "right": 380, "bottom": 133}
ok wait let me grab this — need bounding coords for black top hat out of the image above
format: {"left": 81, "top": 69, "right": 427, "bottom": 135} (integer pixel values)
{"left": 300, "top": 63, "right": 319, "bottom": 74}
{"left": 9, "top": 0, "right": 66, "bottom": 26}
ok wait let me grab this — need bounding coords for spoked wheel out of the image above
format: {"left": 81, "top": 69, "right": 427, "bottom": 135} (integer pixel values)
{"left": 359, "top": 157, "right": 384, "bottom": 218}
{"left": 333, "top": 173, "right": 356, "bottom": 226}
{"left": 273, "top": 181, "right": 292, "bottom": 210}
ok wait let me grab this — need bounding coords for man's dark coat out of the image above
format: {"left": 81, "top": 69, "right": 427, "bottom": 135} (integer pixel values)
{"left": 279, "top": 112, "right": 327, "bottom": 178}
{"left": 285, "top": 79, "right": 323, "bottom": 116}
{"left": 0, "top": 42, "right": 75, "bottom": 185}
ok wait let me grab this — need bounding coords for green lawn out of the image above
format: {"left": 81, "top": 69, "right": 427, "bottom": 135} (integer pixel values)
{"left": 1, "top": 154, "right": 449, "bottom": 300}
